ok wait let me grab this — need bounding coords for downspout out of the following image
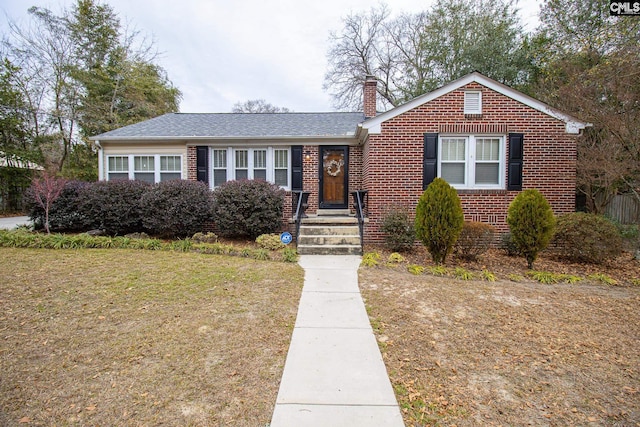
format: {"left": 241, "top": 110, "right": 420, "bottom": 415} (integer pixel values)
{"left": 95, "top": 140, "right": 104, "bottom": 181}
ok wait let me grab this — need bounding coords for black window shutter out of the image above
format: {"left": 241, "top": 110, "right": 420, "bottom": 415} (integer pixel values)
{"left": 423, "top": 133, "right": 438, "bottom": 190}
{"left": 507, "top": 133, "right": 524, "bottom": 191}
{"left": 291, "top": 146, "right": 303, "bottom": 190}
{"left": 196, "top": 146, "right": 209, "bottom": 186}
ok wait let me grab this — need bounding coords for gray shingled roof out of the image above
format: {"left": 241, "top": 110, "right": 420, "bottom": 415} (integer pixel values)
{"left": 91, "top": 112, "right": 365, "bottom": 140}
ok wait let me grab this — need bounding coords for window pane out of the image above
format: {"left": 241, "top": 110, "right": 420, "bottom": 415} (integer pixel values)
{"left": 161, "top": 155, "right": 180, "bottom": 171}
{"left": 274, "top": 150, "right": 288, "bottom": 168}
{"left": 254, "top": 150, "right": 266, "bottom": 168}
{"left": 274, "top": 169, "right": 288, "bottom": 186}
{"left": 441, "top": 139, "right": 465, "bottom": 161}
{"left": 160, "top": 172, "right": 181, "bottom": 182}
{"left": 254, "top": 169, "right": 267, "bottom": 180}
{"left": 475, "top": 164, "right": 499, "bottom": 184}
{"left": 213, "top": 150, "right": 227, "bottom": 168}
{"left": 235, "top": 150, "right": 248, "bottom": 168}
{"left": 476, "top": 138, "right": 500, "bottom": 161}
{"left": 213, "top": 169, "right": 227, "bottom": 187}
{"left": 441, "top": 163, "right": 465, "bottom": 184}
{"left": 134, "top": 172, "right": 155, "bottom": 183}
{"left": 134, "top": 156, "right": 154, "bottom": 171}
{"left": 108, "top": 172, "right": 129, "bottom": 181}
{"left": 108, "top": 156, "right": 128, "bottom": 172}
{"left": 236, "top": 170, "right": 248, "bottom": 180}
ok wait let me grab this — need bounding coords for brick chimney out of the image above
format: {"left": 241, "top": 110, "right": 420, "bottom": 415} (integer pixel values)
{"left": 363, "top": 75, "right": 377, "bottom": 118}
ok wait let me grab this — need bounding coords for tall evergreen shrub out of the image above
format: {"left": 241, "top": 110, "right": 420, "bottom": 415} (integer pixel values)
{"left": 415, "top": 178, "right": 464, "bottom": 264}
{"left": 506, "top": 189, "right": 556, "bottom": 269}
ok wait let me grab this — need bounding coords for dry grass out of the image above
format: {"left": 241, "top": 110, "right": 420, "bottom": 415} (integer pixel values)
{"left": 360, "top": 262, "right": 640, "bottom": 426}
{"left": 0, "top": 248, "right": 304, "bottom": 426}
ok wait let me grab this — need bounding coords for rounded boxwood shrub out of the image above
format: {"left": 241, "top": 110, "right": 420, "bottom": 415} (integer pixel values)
{"left": 27, "top": 180, "right": 89, "bottom": 232}
{"left": 415, "top": 178, "right": 464, "bottom": 264}
{"left": 76, "top": 180, "right": 152, "bottom": 235}
{"left": 552, "top": 212, "right": 623, "bottom": 264}
{"left": 506, "top": 189, "right": 556, "bottom": 269}
{"left": 141, "top": 180, "right": 214, "bottom": 239}
{"left": 212, "top": 180, "right": 285, "bottom": 239}
{"left": 454, "top": 221, "right": 495, "bottom": 261}
{"left": 381, "top": 206, "right": 416, "bottom": 252}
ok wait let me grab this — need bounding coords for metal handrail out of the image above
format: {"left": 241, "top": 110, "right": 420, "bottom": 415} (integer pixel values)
{"left": 351, "top": 190, "right": 368, "bottom": 252}
{"left": 292, "top": 190, "right": 309, "bottom": 247}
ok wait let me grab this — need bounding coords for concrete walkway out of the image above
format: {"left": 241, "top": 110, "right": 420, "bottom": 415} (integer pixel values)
{"left": 0, "top": 216, "right": 30, "bottom": 230}
{"left": 271, "top": 255, "right": 404, "bottom": 426}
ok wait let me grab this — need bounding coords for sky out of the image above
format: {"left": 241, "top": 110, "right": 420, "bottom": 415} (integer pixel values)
{"left": 1, "top": 0, "right": 542, "bottom": 113}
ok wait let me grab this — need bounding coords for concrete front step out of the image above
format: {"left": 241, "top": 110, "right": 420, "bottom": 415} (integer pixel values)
{"left": 300, "top": 225, "right": 360, "bottom": 236}
{"left": 298, "top": 235, "right": 361, "bottom": 246}
{"left": 297, "top": 244, "right": 362, "bottom": 255}
{"left": 301, "top": 216, "right": 358, "bottom": 225}
{"left": 296, "top": 215, "right": 363, "bottom": 255}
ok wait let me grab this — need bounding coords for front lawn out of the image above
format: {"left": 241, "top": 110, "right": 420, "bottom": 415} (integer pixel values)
{"left": 0, "top": 248, "right": 304, "bottom": 426}
{"left": 360, "top": 263, "right": 640, "bottom": 426}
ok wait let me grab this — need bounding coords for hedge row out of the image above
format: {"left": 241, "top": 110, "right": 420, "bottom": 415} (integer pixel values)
{"left": 27, "top": 179, "right": 285, "bottom": 239}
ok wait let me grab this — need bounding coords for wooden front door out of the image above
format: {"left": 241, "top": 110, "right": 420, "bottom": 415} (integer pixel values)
{"left": 319, "top": 146, "right": 349, "bottom": 209}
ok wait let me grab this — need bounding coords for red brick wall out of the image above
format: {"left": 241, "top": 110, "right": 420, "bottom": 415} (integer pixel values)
{"left": 186, "top": 146, "right": 197, "bottom": 181}
{"left": 362, "top": 82, "right": 578, "bottom": 244}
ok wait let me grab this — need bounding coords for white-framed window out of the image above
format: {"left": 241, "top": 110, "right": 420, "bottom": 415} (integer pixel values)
{"left": 274, "top": 149, "right": 289, "bottom": 187}
{"left": 107, "top": 156, "right": 129, "bottom": 181}
{"left": 210, "top": 147, "right": 290, "bottom": 189}
{"left": 235, "top": 150, "right": 249, "bottom": 180}
{"left": 160, "top": 156, "right": 182, "bottom": 181}
{"left": 134, "top": 155, "right": 155, "bottom": 183}
{"left": 212, "top": 149, "right": 227, "bottom": 187}
{"left": 254, "top": 149, "right": 267, "bottom": 181}
{"left": 106, "top": 154, "right": 183, "bottom": 183}
{"left": 464, "top": 91, "right": 482, "bottom": 114}
{"left": 438, "top": 135, "right": 504, "bottom": 189}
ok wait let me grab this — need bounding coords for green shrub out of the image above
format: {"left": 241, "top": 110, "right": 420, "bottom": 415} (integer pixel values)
{"left": 141, "top": 180, "right": 214, "bottom": 239}
{"left": 77, "top": 180, "right": 151, "bottom": 235}
{"left": 282, "top": 247, "right": 298, "bottom": 263}
{"left": 407, "top": 264, "right": 425, "bottom": 275}
{"left": 256, "top": 233, "right": 286, "bottom": 251}
{"left": 192, "top": 232, "right": 218, "bottom": 244}
{"left": 506, "top": 189, "right": 556, "bottom": 269}
{"left": 454, "top": 221, "right": 495, "bottom": 261}
{"left": 212, "top": 180, "right": 285, "bottom": 239}
{"left": 552, "top": 213, "right": 623, "bottom": 264}
{"left": 415, "top": 178, "right": 464, "bottom": 264}
{"left": 387, "top": 252, "right": 406, "bottom": 264}
{"left": 380, "top": 206, "right": 415, "bottom": 252}
{"left": 453, "top": 267, "right": 474, "bottom": 281}
{"left": 361, "top": 252, "right": 381, "bottom": 267}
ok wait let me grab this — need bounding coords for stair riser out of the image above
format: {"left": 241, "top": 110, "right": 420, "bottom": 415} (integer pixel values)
{"left": 299, "top": 236, "right": 361, "bottom": 246}
{"left": 300, "top": 226, "right": 360, "bottom": 236}
{"left": 297, "top": 246, "right": 362, "bottom": 255}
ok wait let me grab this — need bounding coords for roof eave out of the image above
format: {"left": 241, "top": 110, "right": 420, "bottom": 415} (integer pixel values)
{"left": 92, "top": 134, "right": 358, "bottom": 142}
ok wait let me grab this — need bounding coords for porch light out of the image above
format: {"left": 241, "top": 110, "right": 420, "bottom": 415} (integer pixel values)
{"left": 304, "top": 150, "right": 311, "bottom": 161}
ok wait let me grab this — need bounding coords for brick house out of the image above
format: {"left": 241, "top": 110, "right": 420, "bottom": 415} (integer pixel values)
{"left": 92, "top": 72, "right": 589, "bottom": 249}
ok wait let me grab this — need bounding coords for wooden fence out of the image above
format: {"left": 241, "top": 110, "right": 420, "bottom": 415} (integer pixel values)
{"left": 603, "top": 194, "right": 640, "bottom": 224}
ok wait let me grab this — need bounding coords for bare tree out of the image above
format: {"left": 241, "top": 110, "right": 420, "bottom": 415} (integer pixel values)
{"left": 30, "top": 171, "right": 66, "bottom": 234}
{"left": 231, "top": 99, "right": 291, "bottom": 113}
{"left": 324, "top": 0, "right": 532, "bottom": 111}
